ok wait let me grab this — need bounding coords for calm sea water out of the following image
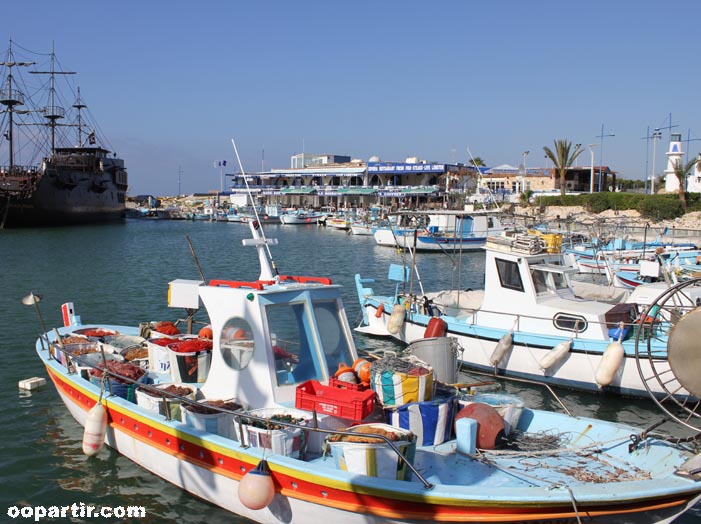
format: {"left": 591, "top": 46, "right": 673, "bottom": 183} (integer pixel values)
{"left": 2, "top": 219, "right": 699, "bottom": 523}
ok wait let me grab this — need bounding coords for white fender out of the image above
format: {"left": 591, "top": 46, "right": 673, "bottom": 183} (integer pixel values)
{"left": 82, "top": 402, "right": 107, "bottom": 456}
{"left": 489, "top": 330, "right": 513, "bottom": 368}
{"left": 539, "top": 339, "right": 572, "bottom": 371}
{"left": 595, "top": 339, "right": 625, "bottom": 387}
{"left": 387, "top": 304, "right": 406, "bottom": 334}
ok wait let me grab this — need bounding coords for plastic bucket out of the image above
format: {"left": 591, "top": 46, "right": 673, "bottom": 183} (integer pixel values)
{"left": 168, "top": 349, "right": 211, "bottom": 383}
{"left": 180, "top": 399, "right": 244, "bottom": 440}
{"left": 136, "top": 384, "right": 196, "bottom": 421}
{"left": 327, "top": 423, "right": 416, "bottom": 480}
{"left": 407, "top": 337, "right": 458, "bottom": 384}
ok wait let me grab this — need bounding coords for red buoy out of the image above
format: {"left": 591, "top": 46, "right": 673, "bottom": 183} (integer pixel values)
{"left": 424, "top": 317, "right": 447, "bottom": 338}
{"left": 455, "top": 403, "right": 505, "bottom": 450}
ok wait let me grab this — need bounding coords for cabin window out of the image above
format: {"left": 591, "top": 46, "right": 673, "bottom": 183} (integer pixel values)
{"left": 266, "top": 301, "right": 323, "bottom": 386}
{"left": 312, "top": 299, "right": 355, "bottom": 372}
{"left": 553, "top": 313, "right": 587, "bottom": 333}
{"left": 495, "top": 258, "right": 524, "bottom": 292}
{"left": 220, "top": 318, "right": 256, "bottom": 371}
{"left": 531, "top": 269, "right": 549, "bottom": 294}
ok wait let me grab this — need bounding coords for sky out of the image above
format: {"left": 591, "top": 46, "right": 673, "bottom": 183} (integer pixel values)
{"left": 3, "top": 1, "right": 701, "bottom": 195}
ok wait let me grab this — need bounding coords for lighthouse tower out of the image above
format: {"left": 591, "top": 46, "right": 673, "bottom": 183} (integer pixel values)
{"left": 663, "top": 133, "right": 685, "bottom": 193}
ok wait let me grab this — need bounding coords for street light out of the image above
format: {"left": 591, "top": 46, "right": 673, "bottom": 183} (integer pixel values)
{"left": 519, "top": 151, "right": 529, "bottom": 194}
{"left": 596, "top": 125, "right": 615, "bottom": 192}
{"left": 650, "top": 129, "right": 662, "bottom": 194}
{"left": 588, "top": 144, "right": 598, "bottom": 193}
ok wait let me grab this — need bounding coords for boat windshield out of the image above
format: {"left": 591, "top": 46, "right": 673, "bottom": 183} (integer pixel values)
{"left": 531, "top": 268, "right": 569, "bottom": 294}
{"left": 266, "top": 298, "right": 354, "bottom": 386}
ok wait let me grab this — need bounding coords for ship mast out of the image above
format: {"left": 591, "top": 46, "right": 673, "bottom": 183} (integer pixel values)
{"left": 0, "top": 39, "right": 35, "bottom": 170}
{"left": 29, "top": 42, "right": 75, "bottom": 153}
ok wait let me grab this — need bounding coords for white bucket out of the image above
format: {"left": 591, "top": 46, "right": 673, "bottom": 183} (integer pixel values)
{"left": 180, "top": 399, "right": 244, "bottom": 440}
{"left": 406, "top": 337, "right": 458, "bottom": 384}
{"left": 136, "top": 384, "right": 196, "bottom": 421}
{"left": 238, "top": 407, "right": 310, "bottom": 458}
{"left": 327, "top": 423, "right": 416, "bottom": 480}
{"left": 146, "top": 339, "right": 172, "bottom": 374}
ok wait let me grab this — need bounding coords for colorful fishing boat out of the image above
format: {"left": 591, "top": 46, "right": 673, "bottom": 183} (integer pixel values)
{"left": 29, "top": 219, "right": 701, "bottom": 524}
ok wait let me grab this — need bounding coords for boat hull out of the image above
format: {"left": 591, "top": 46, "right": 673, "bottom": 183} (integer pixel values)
{"left": 360, "top": 300, "right": 686, "bottom": 399}
{"left": 40, "top": 334, "right": 701, "bottom": 524}
{"left": 2, "top": 171, "right": 126, "bottom": 227}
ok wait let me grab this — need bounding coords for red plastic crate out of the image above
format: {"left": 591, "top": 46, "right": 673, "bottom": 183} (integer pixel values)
{"left": 295, "top": 380, "right": 375, "bottom": 421}
{"left": 329, "top": 377, "right": 370, "bottom": 391}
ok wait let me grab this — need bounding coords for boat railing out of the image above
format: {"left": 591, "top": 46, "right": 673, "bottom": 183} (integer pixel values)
{"left": 56, "top": 345, "right": 434, "bottom": 489}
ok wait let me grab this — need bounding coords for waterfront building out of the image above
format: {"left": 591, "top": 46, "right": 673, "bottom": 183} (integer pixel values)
{"left": 227, "top": 154, "right": 474, "bottom": 210}
{"left": 663, "top": 133, "right": 701, "bottom": 194}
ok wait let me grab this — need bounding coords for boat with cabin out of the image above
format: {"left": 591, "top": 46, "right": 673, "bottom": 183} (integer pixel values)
{"left": 29, "top": 217, "right": 701, "bottom": 524}
{"left": 356, "top": 230, "right": 701, "bottom": 399}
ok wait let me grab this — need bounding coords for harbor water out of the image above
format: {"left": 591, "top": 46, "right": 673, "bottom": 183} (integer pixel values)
{"left": 2, "top": 219, "right": 699, "bottom": 523}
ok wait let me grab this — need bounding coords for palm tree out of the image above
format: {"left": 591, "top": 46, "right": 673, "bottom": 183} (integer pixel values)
{"left": 542, "top": 140, "right": 584, "bottom": 197}
{"left": 469, "top": 157, "right": 486, "bottom": 167}
{"left": 671, "top": 157, "right": 698, "bottom": 211}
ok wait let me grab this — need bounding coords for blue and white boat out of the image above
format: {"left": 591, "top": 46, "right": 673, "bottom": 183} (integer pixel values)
{"left": 356, "top": 230, "right": 701, "bottom": 399}
{"left": 29, "top": 219, "right": 701, "bottom": 524}
{"left": 377, "top": 210, "right": 508, "bottom": 252}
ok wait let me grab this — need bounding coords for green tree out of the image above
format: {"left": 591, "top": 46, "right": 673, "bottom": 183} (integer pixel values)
{"left": 671, "top": 157, "right": 698, "bottom": 211}
{"left": 542, "top": 140, "right": 584, "bottom": 197}
{"left": 469, "top": 157, "right": 486, "bottom": 167}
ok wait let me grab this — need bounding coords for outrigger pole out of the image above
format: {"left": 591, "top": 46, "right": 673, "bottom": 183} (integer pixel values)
{"left": 230, "top": 138, "right": 280, "bottom": 279}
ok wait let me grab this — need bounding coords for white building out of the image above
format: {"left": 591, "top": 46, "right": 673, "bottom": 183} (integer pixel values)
{"left": 663, "top": 133, "right": 701, "bottom": 193}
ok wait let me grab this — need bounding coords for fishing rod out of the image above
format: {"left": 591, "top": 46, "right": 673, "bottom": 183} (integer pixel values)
{"left": 230, "top": 137, "right": 279, "bottom": 277}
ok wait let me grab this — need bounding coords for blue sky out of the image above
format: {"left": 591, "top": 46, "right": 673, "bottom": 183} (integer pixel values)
{"left": 4, "top": 1, "right": 701, "bottom": 195}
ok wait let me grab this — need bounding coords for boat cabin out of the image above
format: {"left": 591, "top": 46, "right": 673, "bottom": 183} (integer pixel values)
{"left": 477, "top": 233, "right": 617, "bottom": 339}
{"left": 168, "top": 275, "right": 358, "bottom": 410}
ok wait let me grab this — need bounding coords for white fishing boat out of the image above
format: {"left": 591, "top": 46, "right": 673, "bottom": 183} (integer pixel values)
{"left": 356, "top": 230, "right": 701, "bottom": 399}
{"left": 28, "top": 217, "right": 701, "bottom": 524}
{"left": 280, "top": 209, "right": 325, "bottom": 224}
{"left": 27, "top": 139, "right": 701, "bottom": 523}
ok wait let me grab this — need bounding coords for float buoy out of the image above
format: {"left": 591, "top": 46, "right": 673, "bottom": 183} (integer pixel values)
{"left": 335, "top": 362, "right": 359, "bottom": 384}
{"left": 595, "top": 336, "right": 625, "bottom": 387}
{"left": 352, "top": 358, "right": 371, "bottom": 384}
{"left": 489, "top": 330, "right": 514, "bottom": 369}
{"left": 387, "top": 304, "right": 406, "bottom": 334}
{"left": 374, "top": 304, "right": 384, "bottom": 318}
{"left": 198, "top": 325, "right": 213, "bottom": 339}
{"left": 424, "top": 317, "right": 447, "bottom": 338}
{"left": 454, "top": 403, "right": 505, "bottom": 450}
{"left": 82, "top": 402, "right": 107, "bottom": 456}
{"left": 539, "top": 339, "right": 572, "bottom": 371}
{"left": 238, "top": 460, "right": 275, "bottom": 510}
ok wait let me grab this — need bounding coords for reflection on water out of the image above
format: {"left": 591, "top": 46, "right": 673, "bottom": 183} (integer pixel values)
{"left": 2, "top": 220, "right": 699, "bottom": 523}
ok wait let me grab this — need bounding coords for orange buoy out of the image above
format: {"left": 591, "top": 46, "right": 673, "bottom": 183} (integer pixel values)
{"left": 375, "top": 304, "right": 385, "bottom": 318}
{"left": 352, "top": 358, "right": 371, "bottom": 384}
{"left": 198, "top": 325, "right": 213, "bottom": 339}
{"left": 454, "top": 403, "right": 505, "bottom": 450}
{"left": 424, "top": 317, "right": 447, "bottom": 338}
{"left": 334, "top": 362, "right": 358, "bottom": 384}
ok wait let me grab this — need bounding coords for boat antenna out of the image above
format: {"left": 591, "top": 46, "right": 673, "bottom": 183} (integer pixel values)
{"left": 230, "top": 138, "right": 280, "bottom": 278}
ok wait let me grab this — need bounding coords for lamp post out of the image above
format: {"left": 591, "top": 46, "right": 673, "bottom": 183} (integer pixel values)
{"left": 596, "top": 125, "right": 615, "bottom": 192}
{"left": 588, "top": 144, "right": 598, "bottom": 193}
{"left": 519, "top": 150, "right": 529, "bottom": 193}
{"left": 650, "top": 129, "right": 662, "bottom": 194}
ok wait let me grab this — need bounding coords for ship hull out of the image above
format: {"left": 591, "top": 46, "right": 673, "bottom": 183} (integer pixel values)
{"left": 1, "top": 164, "right": 127, "bottom": 228}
